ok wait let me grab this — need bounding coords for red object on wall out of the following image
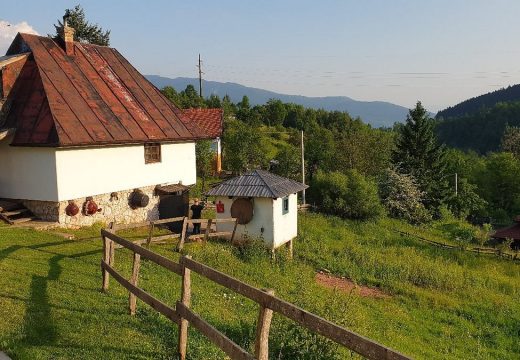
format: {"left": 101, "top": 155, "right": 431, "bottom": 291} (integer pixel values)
{"left": 65, "top": 201, "right": 79, "bottom": 216}
{"left": 216, "top": 201, "right": 225, "bottom": 213}
{"left": 83, "top": 199, "right": 100, "bottom": 216}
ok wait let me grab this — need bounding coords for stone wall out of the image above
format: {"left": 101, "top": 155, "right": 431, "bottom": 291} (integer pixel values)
{"left": 23, "top": 185, "right": 160, "bottom": 228}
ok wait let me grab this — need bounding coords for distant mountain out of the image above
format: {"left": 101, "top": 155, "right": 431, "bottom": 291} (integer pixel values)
{"left": 436, "top": 84, "right": 520, "bottom": 119}
{"left": 146, "top": 75, "right": 410, "bottom": 128}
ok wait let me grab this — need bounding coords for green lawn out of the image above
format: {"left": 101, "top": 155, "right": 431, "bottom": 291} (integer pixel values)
{"left": 0, "top": 214, "right": 519, "bottom": 359}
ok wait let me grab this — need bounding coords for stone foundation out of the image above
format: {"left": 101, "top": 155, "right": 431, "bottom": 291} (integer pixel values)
{"left": 23, "top": 185, "right": 160, "bottom": 228}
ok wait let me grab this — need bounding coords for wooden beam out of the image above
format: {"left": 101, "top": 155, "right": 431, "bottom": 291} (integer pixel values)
{"left": 152, "top": 216, "right": 185, "bottom": 225}
{"left": 101, "top": 260, "right": 180, "bottom": 324}
{"left": 204, "top": 219, "right": 213, "bottom": 242}
{"left": 129, "top": 252, "right": 141, "bottom": 315}
{"left": 178, "top": 255, "right": 192, "bottom": 360}
{"left": 255, "top": 289, "right": 274, "bottom": 360}
{"left": 175, "top": 302, "right": 254, "bottom": 360}
{"left": 101, "top": 229, "right": 183, "bottom": 275}
{"left": 176, "top": 217, "right": 188, "bottom": 252}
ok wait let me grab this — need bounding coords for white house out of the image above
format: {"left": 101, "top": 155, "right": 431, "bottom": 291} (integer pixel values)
{"left": 205, "top": 170, "right": 308, "bottom": 250}
{"left": 0, "top": 24, "right": 219, "bottom": 227}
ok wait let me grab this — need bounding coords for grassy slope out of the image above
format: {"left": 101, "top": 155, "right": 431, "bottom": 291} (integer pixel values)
{"left": 0, "top": 214, "right": 518, "bottom": 359}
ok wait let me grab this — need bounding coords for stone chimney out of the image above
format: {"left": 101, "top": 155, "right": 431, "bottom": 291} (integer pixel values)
{"left": 59, "top": 14, "right": 75, "bottom": 56}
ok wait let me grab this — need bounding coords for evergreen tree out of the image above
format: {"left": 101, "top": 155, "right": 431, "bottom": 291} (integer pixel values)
{"left": 501, "top": 125, "right": 520, "bottom": 159}
{"left": 53, "top": 5, "right": 110, "bottom": 46}
{"left": 393, "top": 101, "right": 449, "bottom": 211}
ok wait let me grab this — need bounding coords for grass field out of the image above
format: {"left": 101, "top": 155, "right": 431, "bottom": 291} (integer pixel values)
{"left": 0, "top": 213, "right": 519, "bottom": 359}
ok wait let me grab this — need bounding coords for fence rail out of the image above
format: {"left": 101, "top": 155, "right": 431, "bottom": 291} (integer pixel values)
{"left": 100, "top": 228, "right": 410, "bottom": 360}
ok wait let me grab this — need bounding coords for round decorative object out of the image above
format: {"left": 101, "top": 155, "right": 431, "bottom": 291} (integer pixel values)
{"left": 65, "top": 201, "right": 79, "bottom": 216}
{"left": 129, "top": 189, "right": 150, "bottom": 209}
{"left": 83, "top": 199, "right": 99, "bottom": 216}
{"left": 230, "top": 198, "right": 254, "bottom": 224}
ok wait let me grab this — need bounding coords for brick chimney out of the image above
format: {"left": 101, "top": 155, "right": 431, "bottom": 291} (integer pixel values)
{"left": 59, "top": 14, "right": 75, "bottom": 56}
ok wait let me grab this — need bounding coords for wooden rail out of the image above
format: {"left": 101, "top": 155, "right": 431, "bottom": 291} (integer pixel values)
{"left": 108, "top": 216, "right": 238, "bottom": 252}
{"left": 100, "top": 228, "right": 410, "bottom": 360}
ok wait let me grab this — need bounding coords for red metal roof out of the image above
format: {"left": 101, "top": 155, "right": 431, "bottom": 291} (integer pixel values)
{"left": 3, "top": 33, "right": 209, "bottom": 147}
{"left": 492, "top": 219, "right": 520, "bottom": 240}
{"left": 183, "top": 108, "right": 223, "bottom": 138}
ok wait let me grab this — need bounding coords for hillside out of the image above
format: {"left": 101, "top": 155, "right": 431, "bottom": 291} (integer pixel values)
{"left": 146, "top": 75, "right": 409, "bottom": 128}
{"left": 436, "top": 84, "right": 520, "bottom": 119}
{"left": 436, "top": 101, "right": 520, "bottom": 153}
{"left": 1, "top": 213, "right": 519, "bottom": 359}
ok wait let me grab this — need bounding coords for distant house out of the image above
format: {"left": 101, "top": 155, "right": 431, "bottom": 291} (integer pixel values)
{"left": 205, "top": 170, "right": 308, "bottom": 250}
{"left": 183, "top": 108, "right": 223, "bottom": 174}
{"left": 0, "top": 24, "right": 219, "bottom": 227}
{"left": 492, "top": 216, "right": 520, "bottom": 250}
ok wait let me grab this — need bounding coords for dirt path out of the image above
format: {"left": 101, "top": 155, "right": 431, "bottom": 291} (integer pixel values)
{"left": 315, "top": 272, "right": 390, "bottom": 299}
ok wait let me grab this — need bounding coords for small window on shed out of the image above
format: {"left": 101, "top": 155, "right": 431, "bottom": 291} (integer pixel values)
{"left": 144, "top": 143, "right": 161, "bottom": 164}
{"left": 282, "top": 196, "right": 289, "bottom": 214}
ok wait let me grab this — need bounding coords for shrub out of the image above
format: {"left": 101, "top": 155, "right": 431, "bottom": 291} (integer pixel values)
{"left": 309, "top": 170, "right": 383, "bottom": 220}
{"left": 378, "top": 168, "right": 431, "bottom": 223}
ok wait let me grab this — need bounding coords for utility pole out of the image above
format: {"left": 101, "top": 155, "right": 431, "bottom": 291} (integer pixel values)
{"left": 197, "top": 54, "right": 203, "bottom": 98}
{"left": 455, "top": 172, "right": 458, "bottom": 196}
{"left": 301, "top": 130, "right": 306, "bottom": 205}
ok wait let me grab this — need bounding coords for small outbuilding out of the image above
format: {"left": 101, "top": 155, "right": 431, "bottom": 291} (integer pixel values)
{"left": 492, "top": 216, "right": 520, "bottom": 250}
{"left": 205, "top": 170, "right": 308, "bottom": 250}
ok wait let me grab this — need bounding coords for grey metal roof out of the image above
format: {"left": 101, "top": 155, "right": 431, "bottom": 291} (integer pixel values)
{"left": 205, "top": 170, "right": 308, "bottom": 198}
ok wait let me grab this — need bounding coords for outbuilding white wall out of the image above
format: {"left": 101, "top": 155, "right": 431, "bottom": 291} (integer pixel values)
{"left": 0, "top": 140, "right": 196, "bottom": 202}
{"left": 215, "top": 193, "right": 298, "bottom": 249}
{"left": 0, "top": 137, "right": 59, "bottom": 200}
{"left": 55, "top": 142, "right": 196, "bottom": 201}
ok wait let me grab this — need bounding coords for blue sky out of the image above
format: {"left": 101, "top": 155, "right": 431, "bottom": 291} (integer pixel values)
{"left": 2, "top": 0, "right": 520, "bottom": 111}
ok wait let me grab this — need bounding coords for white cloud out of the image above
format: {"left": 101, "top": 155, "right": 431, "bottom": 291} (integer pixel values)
{"left": 0, "top": 20, "right": 39, "bottom": 55}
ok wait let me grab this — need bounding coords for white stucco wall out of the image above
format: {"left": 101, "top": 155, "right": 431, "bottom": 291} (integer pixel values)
{"left": 0, "top": 140, "right": 196, "bottom": 202}
{"left": 215, "top": 196, "right": 275, "bottom": 246}
{"left": 272, "top": 193, "right": 298, "bottom": 248}
{"left": 0, "top": 137, "right": 59, "bottom": 200}
{"left": 55, "top": 142, "right": 196, "bottom": 201}
{"left": 215, "top": 194, "right": 298, "bottom": 248}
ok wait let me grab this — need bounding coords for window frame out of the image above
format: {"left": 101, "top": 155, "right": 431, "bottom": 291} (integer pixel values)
{"left": 282, "top": 196, "right": 289, "bottom": 215}
{"left": 144, "top": 143, "right": 162, "bottom": 164}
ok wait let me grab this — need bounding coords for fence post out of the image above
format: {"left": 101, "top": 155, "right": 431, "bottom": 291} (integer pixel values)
{"left": 129, "top": 252, "right": 141, "bottom": 315}
{"left": 230, "top": 218, "right": 238, "bottom": 243}
{"left": 178, "top": 255, "right": 192, "bottom": 360}
{"left": 101, "top": 231, "right": 110, "bottom": 292}
{"left": 204, "top": 219, "right": 213, "bottom": 241}
{"left": 176, "top": 217, "right": 188, "bottom": 252}
{"left": 255, "top": 289, "right": 274, "bottom": 360}
{"left": 146, "top": 221, "right": 155, "bottom": 248}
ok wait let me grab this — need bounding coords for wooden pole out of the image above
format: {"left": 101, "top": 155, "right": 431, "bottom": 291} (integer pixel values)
{"left": 176, "top": 217, "right": 188, "bottom": 252}
{"left": 255, "top": 289, "right": 275, "bottom": 360}
{"left": 286, "top": 239, "right": 293, "bottom": 260}
{"left": 129, "top": 252, "right": 141, "bottom": 315}
{"left": 178, "top": 255, "right": 192, "bottom": 360}
{"left": 101, "top": 232, "right": 110, "bottom": 292}
{"left": 204, "top": 219, "right": 213, "bottom": 242}
{"left": 230, "top": 218, "right": 238, "bottom": 243}
{"left": 301, "top": 130, "right": 306, "bottom": 205}
{"left": 146, "top": 221, "right": 155, "bottom": 248}
{"left": 198, "top": 54, "right": 203, "bottom": 98}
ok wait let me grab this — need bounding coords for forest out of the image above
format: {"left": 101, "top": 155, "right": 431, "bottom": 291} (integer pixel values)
{"left": 162, "top": 85, "right": 520, "bottom": 228}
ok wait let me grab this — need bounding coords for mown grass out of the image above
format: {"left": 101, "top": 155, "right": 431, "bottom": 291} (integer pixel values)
{"left": 0, "top": 213, "right": 519, "bottom": 359}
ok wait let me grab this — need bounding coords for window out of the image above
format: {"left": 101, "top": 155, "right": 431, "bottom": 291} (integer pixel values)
{"left": 282, "top": 196, "right": 289, "bottom": 215}
{"left": 144, "top": 143, "right": 161, "bottom": 164}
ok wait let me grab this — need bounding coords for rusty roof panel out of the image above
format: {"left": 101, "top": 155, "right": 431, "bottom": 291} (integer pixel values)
{"left": 5, "top": 33, "right": 212, "bottom": 147}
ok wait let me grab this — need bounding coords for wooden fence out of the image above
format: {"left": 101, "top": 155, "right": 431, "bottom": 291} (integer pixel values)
{"left": 100, "top": 228, "right": 410, "bottom": 360}
{"left": 108, "top": 216, "right": 238, "bottom": 252}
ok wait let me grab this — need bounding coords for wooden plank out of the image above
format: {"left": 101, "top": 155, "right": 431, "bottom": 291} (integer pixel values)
{"left": 101, "top": 260, "right": 179, "bottom": 324}
{"left": 129, "top": 252, "right": 141, "bottom": 315}
{"left": 213, "top": 218, "right": 237, "bottom": 223}
{"left": 152, "top": 216, "right": 186, "bottom": 225}
{"left": 176, "top": 218, "right": 188, "bottom": 252}
{"left": 207, "top": 232, "right": 232, "bottom": 238}
{"left": 101, "top": 233, "right": 110, "bottom": 291}
{"left": 101, "top": 229, "right": 183, "bottom": 275}
{"left": 183, "top": 257, "right": 409, "bottom": 360}
{"left": 255, "top": 289, "right": 274, "bottom": 360}
{"left": 150, "top": 234, "right": 181, "bottom": 242}
{"left": 175, "top": 302, "right": 254, "bottom": 360}
{"left": 204, "top": 219, "right": 213, "bottom": 241}
{"left": 187, "top": 219, "right": 210, "bottom": 224}
{"left": 231, "top": 219, "right": 238, "bottom": 243}
{"left": 146, "top": 222, "right": 155, "bottom": 248}
{"left": 178, "top": 256, "right": 192, "bottom": 360}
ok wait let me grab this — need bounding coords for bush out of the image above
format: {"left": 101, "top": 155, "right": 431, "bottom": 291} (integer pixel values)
{"left": 378, "top": 168, "right": 431, "bottom": 223}
{"left": 309, "top": 170, "right": 383, "bottom": 220}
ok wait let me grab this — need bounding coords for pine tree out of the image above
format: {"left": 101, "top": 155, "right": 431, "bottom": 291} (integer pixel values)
{"left": 392, "top": 101, "right": 449, "bottom": 212}
{"left": 53, "top": 5, "right": 110, "bottom": 46}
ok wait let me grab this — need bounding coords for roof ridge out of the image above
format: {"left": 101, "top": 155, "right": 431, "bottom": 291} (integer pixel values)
{"left": 254, "top": 170, "right": 277, "bottom": 198}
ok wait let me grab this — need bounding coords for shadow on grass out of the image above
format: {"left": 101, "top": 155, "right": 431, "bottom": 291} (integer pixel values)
{"left": 0, "top": 245, "right": 22, "bottom": 262}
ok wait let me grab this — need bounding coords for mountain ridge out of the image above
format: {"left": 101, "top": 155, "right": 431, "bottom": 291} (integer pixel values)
{"left": 146, "top": 75, "right": 410, "bottom": 128}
